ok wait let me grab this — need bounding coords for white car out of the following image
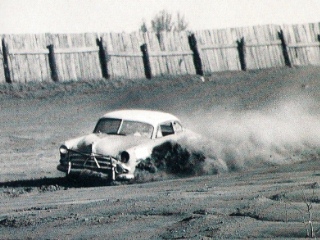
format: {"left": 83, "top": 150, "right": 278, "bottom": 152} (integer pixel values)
{"left": 57, "top": 109, "right": 196, "bottom": 181}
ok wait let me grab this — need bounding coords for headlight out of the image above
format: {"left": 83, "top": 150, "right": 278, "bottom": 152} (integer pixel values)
{"left": 59, "top": 145, "right": 68, "bottom": 154}
{"left": 120, "top": 151, "right": 130, "bottom": 163}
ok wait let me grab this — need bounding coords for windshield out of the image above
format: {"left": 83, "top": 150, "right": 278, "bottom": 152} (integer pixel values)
{"left": 94, "top": 118, "right": 154, "bottom": 138}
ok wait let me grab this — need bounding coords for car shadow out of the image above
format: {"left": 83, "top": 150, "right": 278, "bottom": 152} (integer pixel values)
{"left": 0, "top": 176, "right": 115, "bottom": 189}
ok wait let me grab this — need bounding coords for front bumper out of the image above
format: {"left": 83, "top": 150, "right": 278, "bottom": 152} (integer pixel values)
{"left": 57, "top": 150, "right": 131, "bottom": 180}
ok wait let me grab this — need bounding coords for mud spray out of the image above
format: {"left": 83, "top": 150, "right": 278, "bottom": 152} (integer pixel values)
{"left": 188, "top": 97, "right": 320, "bottom": 174}
{"left": 135, "top": 97, "right": 320, "bottom": 182}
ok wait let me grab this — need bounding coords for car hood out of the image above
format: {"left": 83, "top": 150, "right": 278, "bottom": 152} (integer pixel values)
{"left": 64, "top": 133, "right": 150, "bottom": 157}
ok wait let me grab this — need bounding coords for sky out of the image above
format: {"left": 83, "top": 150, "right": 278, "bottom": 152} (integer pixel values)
{"left": 0, "top": 0, "right": 320, "bottom": 34}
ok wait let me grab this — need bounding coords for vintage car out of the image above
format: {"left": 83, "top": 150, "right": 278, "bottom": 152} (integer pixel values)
{"left": 57, "top": 109, "right": 196, "bottom": 181}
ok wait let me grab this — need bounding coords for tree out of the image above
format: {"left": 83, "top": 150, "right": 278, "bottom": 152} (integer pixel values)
{"left": 140, "top": 20, "right": 148, "bottom": 33}
{"left": 140, "top": 10, "right": 188, "bottom": 34}
{"left": 175, "top": 12, "right": 188, "bottom": 32}
{"left": 151, "top": 10, "right": 174, "bottom": 33}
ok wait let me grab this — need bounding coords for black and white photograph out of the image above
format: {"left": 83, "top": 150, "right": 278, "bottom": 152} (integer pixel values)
{"left": 1, "top": 0, "right": 320, "bottom": 239}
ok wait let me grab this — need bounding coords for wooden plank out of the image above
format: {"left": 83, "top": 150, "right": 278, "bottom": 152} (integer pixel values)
{"left": 219, "top": 29, "right": 229, "bottom": 70}
{"left": 149, "top": 50, "right": 193, "bottom": 57}
{"left": 120, "top": 33, "right": 130, "bottom": 78}
{"left": 158, "top": 32, "right": 171, "bottom": 75}
{"left": 227, "top": 27, "right": 238, "bottom": 70}
{"left": 287, "top": 42, "right": 320, "bottom": 48}
{"left": 102, "top": 33, "right": 115, "bottom": 78}
{"left": 230, "top": 28, "right": 242, "bottom": 70}
{"left": 202, "top": 30, "right": 217, "bottom": 72}
{"left": 110, "top": 32, "right": 121, "bottom": 77}
{"left": 162, "top": 32, "right": 172, "bottom": 75}
{"left": 310, "top": 23, "right": 320, "bottom": 64}
{"left": 171, "top": 31, "right": 181, "bottom": 74}
{"left": 208, "top": 29, "right": 219, "bottom": 71}
{"left": 8, "top": 49, "right": 49, "bottom": 55}
{"left": 132, "top": 32, "right": 142, "bottom": 78}
{"left": 71, "top": 34, "right": 80, "bottom": 80}
{"left": 131, "top": 31, "right": 145, "bottom": 78}
{"left": 107, "top": 52, "right": 142, "bottom": 57}
{"left": 54, "top": 46, "right": 99, "bottom": 54}
{"left": 6, "top": 37, "right": 17, "bottom": 82}
{"left": 257, "top": 25, "right": 269, "bottom": 68}
{"left": 11, "top": 35, "right": 26, "bottom": 82}
{"left": 213, "top": 29, "right": 223, "bottom": 70}
{"left": 265, "top": 25, "right": 274, "bottom": 67}
{"left": 85, "top": 33, "right": 101, "bottom": 80}
{"left": 224, "top": 28, "right": 233, "bottom": 70}
{"left": 283, "top": 24, "right": 297, "bottom": 65}
{"left": 206, "top": 29, "right": 215, "bottom": 71}
{"left": 218, "top": 29, "right": 227, "bottom": 70}
{"left": 156, "top": 31, "right": 166, "bottom": 76}
{"left": 179, "top": 31, "right": 194, "bottom": 74}
{"left": 122, "top": 32, "right": 132, "bottom": 79}
{"left": 162, "top": 32, "right": 172, "bottom": 74}
{"left": 27, "top": 34, "right": 38, "bottom": 81}
{"left": 204, "top": 30, "right": 216, "bottom": 72}
{"left": 266, "top": 25, "right": 277, "bottom": 67}
{"left": 179, "top": 32, "right": 189, "bottom": 74}
{"left": 197, "top": 30, "right": 210, "bottom": 73}
{"left": 90, "top": 33, "right": 103, "bottom": 79}
{"left": 110, "top": 32, "right": 119, "bottom": 77}
{"left": 308, "top": 22, "right": 320, "bottom": 65}
{"left": 160, "top": 32, "right": 171, "bottom": 74}
{"left": 184, "top": 31, "right": 196, "bottom": 74}
{"left": 67, "top": 34, "right": 77, "bottom": 80}
{"left": 215, "top": 29, "right": 225, "bottom": 71}
{"left": 36, "top": 34, "right": 50, "bottom": 81}
{"left": 200, "top": 43, "right": 237, "bottom": 50}
{"left": 12, "top": 35, "right": 27, "bottom": 82}
{"left": 0, "top": 39, "right": 5, "bottom": 83}
{"left": 251, "top": 26, "right": 260, "bottom": 69}
{"left": 125, "top": 32, "right": 135, "bottom": 78}
{"left": 245, "top": 40, "right": 282, "bottom": 48}
{"left": 172, "top": 32, "right": 181, "bottom": 75}
{"left": 81, "top": 34, "right": 90, "bottom": 79}
{"left": 292, "top": 24, "right": 306, "bottom": 65}
{"left": 252, "top": 26, "right": 261, "bottom": 68}
{"left": 117, "top": 32, "right": 128, "bottom": 78}
{"left": 51, "top": 34, "right": 65, "bottom": 81}
{"left": 78, "top": 34, "right": 86, "bottom": 79}
{"left": 146, "top": 32, "right": 161, "bottom": 76}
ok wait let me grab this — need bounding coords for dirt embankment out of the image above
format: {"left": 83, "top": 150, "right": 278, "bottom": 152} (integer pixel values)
{"left": 1, "top": 66, "right": 320, "bottom": 239}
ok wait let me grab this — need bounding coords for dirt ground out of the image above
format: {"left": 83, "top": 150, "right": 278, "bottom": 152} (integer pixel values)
{"left": 1, "top": 66, "right": 320, "bottom": 239}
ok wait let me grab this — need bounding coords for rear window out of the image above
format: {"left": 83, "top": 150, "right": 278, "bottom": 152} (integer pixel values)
{"left": 160, "top": 122, "right": 174, "bottom": 137}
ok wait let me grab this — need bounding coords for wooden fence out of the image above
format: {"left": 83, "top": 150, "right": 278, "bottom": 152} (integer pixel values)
{"left": 0, "top": 22, "right": 320, "bottom": 83}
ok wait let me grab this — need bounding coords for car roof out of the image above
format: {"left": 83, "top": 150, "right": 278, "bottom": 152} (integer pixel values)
{"left": 101, "top": 109, "right": 180, "bottom": 126}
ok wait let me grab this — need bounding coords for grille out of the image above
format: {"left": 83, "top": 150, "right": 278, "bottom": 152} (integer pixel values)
{"left": 67, "top": 150, "right": 116, "bottom": 171}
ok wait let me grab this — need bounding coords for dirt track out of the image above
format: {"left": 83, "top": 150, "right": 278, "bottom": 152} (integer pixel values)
{"left": 1, "top": 67, "right": 320, "bottom": 239}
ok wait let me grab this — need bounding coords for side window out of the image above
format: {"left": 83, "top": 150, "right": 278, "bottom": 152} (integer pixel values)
{"left": 159, "top": 122, "right": 174, "bottom": 137}
{"left": 173, "top": 121, "right": 183, "bottom": 133}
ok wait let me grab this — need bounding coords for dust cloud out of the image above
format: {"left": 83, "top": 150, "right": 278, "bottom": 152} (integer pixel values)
{"left": 186, "top": 97, "right": 320, "bottom": 173}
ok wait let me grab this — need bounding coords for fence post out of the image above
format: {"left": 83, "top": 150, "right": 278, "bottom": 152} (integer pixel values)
{"left": 140, "top": 43, "right": 152, "bottom": 79}
{"left": 278, "top": 29, "right": 292, "bottom": 68}
{"left": 188, "top": 33, "right": 203, "bottom": 76}
{"left": 2, "top": 38, "right": 12, "bottom": 83}
{"left": 317, "top": 35, "right": 320, "bottom": 52}
{"left": 237, "top": 37, "right": 246, "bottom": 71}
{"left": 96, "top": 37, "right": 109, "bottom": 79}
{"left": 47, "top": 44, "right": 59, "bottom": 82}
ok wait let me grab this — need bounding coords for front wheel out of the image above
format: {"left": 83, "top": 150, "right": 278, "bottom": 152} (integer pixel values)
{"left": 65, "top": 172, "right": 80, "bottom": 182}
